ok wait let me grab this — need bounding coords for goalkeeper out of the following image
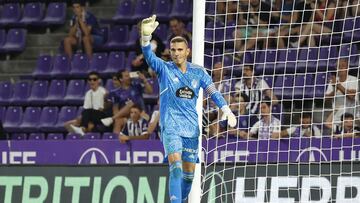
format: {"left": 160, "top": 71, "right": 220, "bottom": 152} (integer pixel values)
{"left": 141, "top": 15, "right": 236, "bottom": 202}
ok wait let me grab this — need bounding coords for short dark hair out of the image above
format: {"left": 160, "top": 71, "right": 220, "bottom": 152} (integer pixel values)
{"left": 131, "top": 104, "right": 142, "bottom": 112}
{"left": 302, "top": 112, "right": 312, "bottom": 119}
{"left": 117, "top": 70, "right": 128, "bottom": 79}
{"left": 260, "top": 96, "right": 272, "bottom": 107}
{"left": 341, "top": 113, "right": 354, "bottom": 121}
{"left": 240, "top": 93, "right": 250, "bottom": 103}
{"left": 244, "top": 64, "right": 254, "bottom": 70}
{"left": 88, "top": 71, "right": 100, "bottom": 78}
{"left": 72, "top": 0, "right": 85, "bottom": 6}
{"left": 170, "top": 36, "right": 188, "bottom": 47}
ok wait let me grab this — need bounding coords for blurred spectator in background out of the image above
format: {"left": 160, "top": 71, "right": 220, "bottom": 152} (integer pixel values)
{"left": 102, "top": 70, "right": 152, "bottom": 134}
{"left": 168, "top": 17, "right": 192, "bottom": 42}
{"left": 119, "top": 105, "right": 149, "bottom": 143}
{"left": 63, "top": 0, "right": 104, "bottom": 59}
{"left": 349, "top": 0, "right": 360, "bottom": 17}
{"left": 69, "top": 72, "right": 107, "bottom": 135}
{"left": 249, "top": 99, "right": 281, "bottom": 139}
{"left": 280, "top": 113, "right": 321, "bottom": 138}
{"left": 326, "top": 112, "right": 360, "bottom": 137}
{"left": 325, "top": 57, "right": 358, "bottom": 122}
{"left": 235, "top": 65, "right": 278, "bottom": 115}
{"left": 161, "top": 18, "right": 193, "bottom": 59}
{"left": 132, "top": 22, "right": 165, "bottom": 77}
{"left": 289, "top": 0, "right": 333, "bottom": 47}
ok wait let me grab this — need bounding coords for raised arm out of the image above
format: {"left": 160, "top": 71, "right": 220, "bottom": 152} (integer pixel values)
{"left": 141, "top": 15, "right": 165, "bottom": 75}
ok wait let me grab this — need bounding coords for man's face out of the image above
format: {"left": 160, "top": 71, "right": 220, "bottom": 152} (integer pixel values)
{"left": 88, "top": 74, "right": 100, "bottom": 90}
{"left": 212, "top": 62, "right": 223, "bottom": 81}
{"left": 243, "top": 66, "right": 253, "bottom": 78}
{"left": 130, "top": 108, "right": 141, "bottom": 122}
{"left": 169, "top": 19, "right": 183, "bottom": 36}
{"left": 343, "top": 117, "right": 354, "bottom": 131}
{"left": 170, "top": 42, "right": 190, "bottom": 67}
{"left": 112, "top": 76, "right": 121, "bottom": 88}
{"left": 338, "top": 58, "right": 349, "bottom": 71}
{"left": 121, "top": 71, "right": 131, "bottom": 85}
{"left": 72, "top": 3, "right": 83, "bottom": 16}
{"left": 301, "top": 117, "right": 311, "bottom": 128}
{"left": 250, "top": 0, "right": 260, "bottom": 7}
{"left": 260, "top": 103, "right": 270, "bottom": 115}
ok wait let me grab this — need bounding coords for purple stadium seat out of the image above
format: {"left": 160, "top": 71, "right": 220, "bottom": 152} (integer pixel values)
{"left": 54, "top": 106, "right": 78, "bottom": 132}
{"left": 293, "top": 74, "right": 314, "bottom": 99}
{"left": 64, "top": 80, "right": 85, "bottom": 105}
{"left": 315, "top": 73, "right": 328, "bottom": 98}
{"left": 84, "top": 132, "right": 101, "bottom": 139}
{"left": 28, "top": 80, "right": 49, "bottom": 105}
{"left": 186, "top": 22, "right": 192, "bottom": 33}
{"left": 38, "top": 106, "right": 59, "bottom": 132}
{"left": 3, "top": 106, "right": 23, "bottom": 132}
{"left": 51, "top": 54, "right": 71, "bottom": 78}
{"left": 275, "top": 49, "right": 297, "bottom": 74}
{"left": 154, "top": 0, "right": 171, "bottom": 22}
{"left": 32, "top": 55, "right": 53, "bottom": 79}
{"left": 46, "top": 80, "right": 67, "bottom": 105}
{"left": 124, "top": 25, "right": 140, "bottom": 49}
{"left": 19, "top": 107, "right": 42, "bottom": 132}
{"left": 112, "top": 0, "right": 133, "bottom": 23}
{"left": 318, "top": 46, "right": 337, "bottom": 71}
{"left": 0, "top": 4, "right": 21, "bottom": 26}
{"left": 11, "top": 133, "right": 27, "bottom": 140}
{"left": 70, "top": 53, "right": 89, "bottom": 78}
{"left": 89, "top": 53, "right": 108, "bottom": 72}
{"left": 103, "top": 25, "right": 129, "bottom": 50}
{"left": 206, "top": 1, "right": 216, "bottom": 15}
{"left": 263, "top": 76, "right": 274, "bottom": 87}
{"left": 28, "top": 133, "right": 45, "bottom": 140}
{"left": 104, "top": 52, "right": 126, "bottom": 75}
{"left": 18, "top": 2, "right": 44, "bottom": 26}
{"left": 103, "top": 132, "right": 118, "bottom": 139}
{"left": 11, "top": 81, "right": 32, "bottom": 105}
{"left": 0, "top": 81, "right": 13, "bottom": 105}
{"left": 132, "top": 0, "right": 153, "bottom": 21}
{"left": 342, "top": 18, "right": 355, "bottom": 43}
{"left": 105, "top": 79, "right": 116, "bottom": 91}
{"left": 47, "top": 133, "right": 64, "bottom": 140}
{"left": 169, "top": 0, "right": 192, "bottom": 20}
{"left": 274, "top": 75, "right": 294, "bottom": 99}
{"left": 42, "top": 2, "right": 66, "bottom": 25}
{"left": 205, "top": 21, "right": 225, "bottom": 43}
{"left": 0, "top": 29, "right": 27, "bottom": 53}
{"left": 67, "top": 133, "right": 82, "bottom": 140}
{"left": 125, "top": 51, "right": 137, "bottom": 68}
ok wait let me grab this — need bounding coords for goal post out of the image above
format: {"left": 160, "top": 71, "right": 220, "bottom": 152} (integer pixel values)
{"left": 192, "top": 0, "right": 360, "bottom": 202}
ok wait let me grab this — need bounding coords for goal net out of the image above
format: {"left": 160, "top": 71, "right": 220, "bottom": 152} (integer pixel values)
{"left": 199, "top": 0, "right": 360, "bottom": 202}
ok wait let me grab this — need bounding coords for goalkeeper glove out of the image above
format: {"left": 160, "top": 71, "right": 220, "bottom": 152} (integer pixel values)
{"left": 141, "top": 15, "right": 159, "bottom": 46}
{"left": 221, "top": 106, "right": 237, "bottom": 128}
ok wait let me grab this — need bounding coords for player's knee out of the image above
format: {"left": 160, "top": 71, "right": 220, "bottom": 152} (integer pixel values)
{"left": 169, "top": 161, "right": 182, "bottom": 178}
{"left": 183, "top": 171, "right": 194, "bottom": 183}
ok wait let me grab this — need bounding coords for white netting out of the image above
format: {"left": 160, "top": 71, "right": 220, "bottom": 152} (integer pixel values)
{"left": 201, "top": 0, "right": 360, "bottom": 202}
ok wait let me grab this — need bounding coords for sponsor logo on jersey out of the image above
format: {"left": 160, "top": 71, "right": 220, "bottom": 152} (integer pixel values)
{"left": 176, "top": 86, "right": 195, "bottom": 99}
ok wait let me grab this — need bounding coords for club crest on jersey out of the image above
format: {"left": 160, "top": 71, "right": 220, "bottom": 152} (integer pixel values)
{"left": 176, "top": 86, "right": 195, "bottom": 99}
{"left": 191, "top": 79, "right": 198, "bottom": 88}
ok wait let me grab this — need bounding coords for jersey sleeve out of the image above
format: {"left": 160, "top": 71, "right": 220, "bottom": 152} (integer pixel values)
{"left": 200, "top": 68, "right": 227, "bottom": 109}
{"left": 142, "top": 44, "right": 166, "bottom": 76}
{"left": 141, "top": 120, "right": 149, "bottom": 135}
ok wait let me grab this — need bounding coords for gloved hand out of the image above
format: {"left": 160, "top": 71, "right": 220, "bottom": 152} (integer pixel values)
{"left": 141, "top": 15, "right": 159, "bottom": 46}
{"left": 221, "top": 106, "right": 237, "bottom": 128}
